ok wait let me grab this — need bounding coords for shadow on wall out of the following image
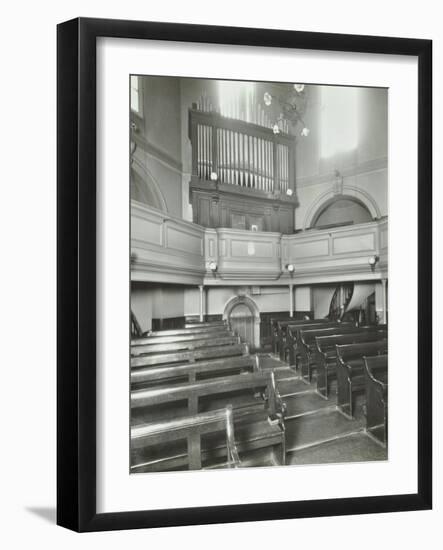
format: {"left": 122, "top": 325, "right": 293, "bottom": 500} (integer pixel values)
{"left": 25, "top": 507, "right": 56, "bottom": 524}
{"left": 131, "top": 166, "right": 168, "bottom": 213}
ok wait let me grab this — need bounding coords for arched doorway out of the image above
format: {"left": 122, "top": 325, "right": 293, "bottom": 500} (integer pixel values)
{"left": 223, "top": 296, "right": 260, "bottom": 351}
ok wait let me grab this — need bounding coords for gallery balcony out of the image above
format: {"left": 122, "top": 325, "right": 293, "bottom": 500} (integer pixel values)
{"left": 131, "top": 201, "right": 387, "bottom": 286}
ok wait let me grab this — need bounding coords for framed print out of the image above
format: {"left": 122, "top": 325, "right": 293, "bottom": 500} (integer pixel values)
{"left": 57, "top": 17, "right": 432, "bottom": 532}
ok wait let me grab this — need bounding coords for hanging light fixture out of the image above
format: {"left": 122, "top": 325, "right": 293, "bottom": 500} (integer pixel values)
{"left": 263, "top": 83, "right": 309, "bottom": 136}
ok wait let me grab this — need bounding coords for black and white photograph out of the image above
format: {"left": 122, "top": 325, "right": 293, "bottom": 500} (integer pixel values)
{"left": 129, "top": 76, "right": 389, "bottom": 473}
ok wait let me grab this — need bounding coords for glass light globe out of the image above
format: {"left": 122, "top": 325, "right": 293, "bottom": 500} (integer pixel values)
{"left": 286, "top": 188, "right": 293, "bottom": 196}
{"left": 272, "top": 124, "right": 280, "bottom": 134}
{"left": 301, "top": 127, "right": 310, "bottom": 137}
{"left": 210, "top": 172, "right": 218, "bottom": 181}
{"left": 264, "top": 92, "right": 272, "bottom": 106}
{"left": 294, "top": 84, "right": 305, "bottom": 92}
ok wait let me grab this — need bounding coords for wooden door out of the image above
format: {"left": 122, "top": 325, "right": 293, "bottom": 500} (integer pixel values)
{"left": 229, "top": 303, "right": 254, "bottom": 349}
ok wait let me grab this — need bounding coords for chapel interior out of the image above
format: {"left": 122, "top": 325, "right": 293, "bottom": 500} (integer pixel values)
{"left": 130, "top": 76, "right": 388, "bottom": 472}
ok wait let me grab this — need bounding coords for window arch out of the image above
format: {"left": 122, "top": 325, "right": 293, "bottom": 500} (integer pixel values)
{"left": 311, "top": 195, "right": 373, "bottom": 229}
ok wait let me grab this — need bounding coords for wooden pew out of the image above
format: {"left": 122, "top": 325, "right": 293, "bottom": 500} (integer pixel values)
{"left": 132, "top": 328, "right": 233, "bottom": 347}
{"left": 336, "top": 341, "right": 388, "bottom": 418}
{"left": 184, "top": 321, "right": 227, "bottom": 329}
{"left": 131, "top": 406, "right": 241, "bottom": 472}
{"left": 277, "top": 319, "right": 339, "bottom": 361}
{"left": 131, "top": 342, "right": 249, "bottom": 368}
{"left": 142, "top": 325, "right": 227, "bottom": 339}
{"left": 282, "top": 320, "right": 343, "bottom": 366}
{"left": 131, "top": 355, "right": 260, "bottom": 389}
{"left": 296, "top": 323, "right": 354, "bottom": 381}
{"left": 270, "top": 316, "right": 292, "bottom": 354}
{"left": 131, "top": 335, "right": 241, "bottom": 357}
{"left": 131, "top": 371, "right": 286, "bottom": 465}
{"left": 364, "top": 355, "right": 388, "bottom": 446}
{"left": 315, "top": 328, "right": 388, "bottom": 397}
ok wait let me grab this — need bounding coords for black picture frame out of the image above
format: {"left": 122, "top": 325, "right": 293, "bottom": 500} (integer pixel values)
{"left": 57, "top": 17, "right": 432, "bottom": 532}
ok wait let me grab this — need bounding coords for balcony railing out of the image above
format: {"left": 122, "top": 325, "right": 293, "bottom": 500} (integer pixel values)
{"left": 131, "top": 202, "right": 388, "bottom": 284}
{"left": 189, "top": 108, "right": 296, "bottom": 194}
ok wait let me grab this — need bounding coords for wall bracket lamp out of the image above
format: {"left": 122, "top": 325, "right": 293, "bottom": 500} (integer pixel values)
{"left": 368, "top": 255, "right": 379, "bottom": 272}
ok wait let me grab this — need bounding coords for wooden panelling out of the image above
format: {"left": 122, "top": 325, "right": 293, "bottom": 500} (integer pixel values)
{"left": 165, "top": 224, "right": 203, "bottom": 256}
{"left": 332, "top": 233, "right": 375, "bottom": 254}
{"left": 132, "top": 202, "right": 388, "bottom": 285}
{"left": 292, "top": 239, "right": 329, "bottom": 259}
{"left": 131, "top": 201, "right": 206, "bottom": 284}
{"left": 131, "top": 210, "right": 163, "bottom": 246}
{"left": 190, "top": 178, "right": 297, "bottom": 234}
{"left": 213, "top": 228, "right": 282, "bottom": 280}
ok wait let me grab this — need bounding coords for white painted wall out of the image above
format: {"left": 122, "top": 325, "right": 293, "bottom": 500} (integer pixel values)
{"left": 295, "top": 86, "right": 388, "bottom": 229}
{"left": 132, "top": 76, "right": 183, "bottom": 217}
{"left": 131, "top": 283, "right": 186, "bottom": 331}
{"left": 184, "top": 285, "right": 311, "bottom": 317}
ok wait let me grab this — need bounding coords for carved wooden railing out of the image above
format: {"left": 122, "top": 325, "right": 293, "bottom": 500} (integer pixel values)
{"left": 189, "top": 108, "right": 296, "bottom": 194}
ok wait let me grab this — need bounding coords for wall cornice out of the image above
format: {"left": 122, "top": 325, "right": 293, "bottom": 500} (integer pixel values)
{"left": 296, "top": 156, "right": 388, "bottom": 189}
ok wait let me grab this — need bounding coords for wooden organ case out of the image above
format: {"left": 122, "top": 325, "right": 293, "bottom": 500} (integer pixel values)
{"left": 188, "top": 106, "right": 298, "bottom": 234}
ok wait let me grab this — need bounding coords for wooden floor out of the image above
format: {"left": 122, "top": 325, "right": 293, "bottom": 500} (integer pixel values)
{"left": 240, "top": 353, "right": 387, "bottom": 467}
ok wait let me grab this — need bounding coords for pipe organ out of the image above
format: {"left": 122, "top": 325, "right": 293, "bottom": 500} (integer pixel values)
{"left": 188, "top": 106, "right": 298, "bottom": 233}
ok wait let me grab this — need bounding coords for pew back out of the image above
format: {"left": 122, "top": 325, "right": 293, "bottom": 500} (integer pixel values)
{"left": 131, "top": 335, "right": 240, "bottom": 357}
{"left": 314, "top": 329, "right": 387, "bottom": 397}
{"left": 336, "top": 340, "right": 388, "bottom": 365}
{"left": 315, "top": 328, "right": 388, "bottom": 354}
{"left": 363, "top": 354, "right": 388, "bottom": 445}
{"left": 131, "top": 355, "right": 260, "bottom": 388}
{"left": 143, "top": 325, "right": 227, "bottom": 338}
{"left": 131, "top": 342, "right": 249, "bottom": 368}
{"left": 132, "top": 329, "right": 233, "bottom": 347}
{"left": 184, "top": 321, "right": 227, "bottom": 329}
{"left": 336, "top": 341, "right": 388, "bottom": 418}
{"left": 131, "top": 371, "right": 282, "bottom": 418}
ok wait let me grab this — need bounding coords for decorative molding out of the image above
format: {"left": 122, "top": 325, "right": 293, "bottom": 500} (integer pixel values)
{"left": 222, "top": 295, "right": 261, "bottom": 349}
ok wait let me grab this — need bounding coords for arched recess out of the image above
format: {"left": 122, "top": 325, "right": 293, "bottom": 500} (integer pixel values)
{"left": 131, "top": 157, "right": 168, "bottom": 213}
{"left": 223, "top": 295, "right": 261, "bottom": 351}
{"left": 302, "top": 186, "right": 381, "bottom": 230}
{"left": 312, "top": 195, "right": 372, "bottom": 228}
